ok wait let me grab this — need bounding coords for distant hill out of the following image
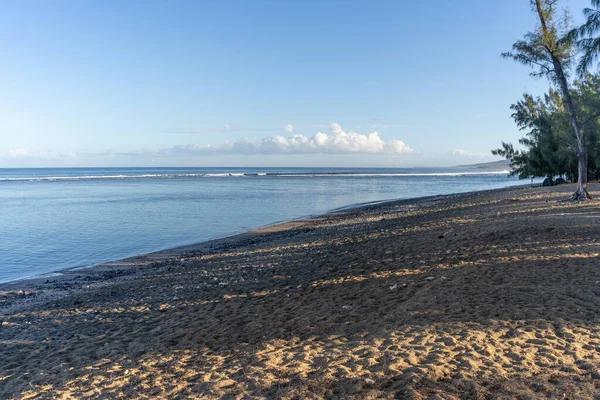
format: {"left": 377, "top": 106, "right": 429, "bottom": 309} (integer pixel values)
{"left": 456, "top": 159, "right": 510, "bottom": 170}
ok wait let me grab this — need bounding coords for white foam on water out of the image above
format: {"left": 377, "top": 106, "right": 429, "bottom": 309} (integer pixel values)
{"left": 0, "top": 173, "right": 248, "bottom": 182}
{"left": 276, "top": 170, "right": 510, "bottom": 177}
{"left": 0, "top": 170, "right": 510, "bottom": 182}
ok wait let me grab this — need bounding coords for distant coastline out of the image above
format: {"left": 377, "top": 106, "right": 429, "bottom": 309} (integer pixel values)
{"left": 455, "top": 159, "right": 511, "bottom": 170}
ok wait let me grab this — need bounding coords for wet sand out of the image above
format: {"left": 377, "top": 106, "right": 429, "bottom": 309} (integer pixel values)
{"left": 2, "top": 184, "right": 600, "bottom": 399}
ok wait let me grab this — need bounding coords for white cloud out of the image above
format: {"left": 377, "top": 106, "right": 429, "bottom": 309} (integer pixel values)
{"left": 8, "top": 148, "right": 30, "bottom": 157}
{"left": 160, "top": 123, "right": 416, "bottom": 156}
{"left": 6, "top": 148, "right": 77, "bottom": 160}
{"left": 2, "top": 124, "right": 416, "bottom": 167}
{"left": 284, "top": 124, "right": 294, "bottom": 133}
{"left": 451, "top": 149, "right": 488, "bottom": 159}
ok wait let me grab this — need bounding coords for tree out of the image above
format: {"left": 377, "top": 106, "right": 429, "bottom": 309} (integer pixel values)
{"left": 572, "top": 74, "right": 600, "bottom": 179}
{"left": 503, "top": 0, "right": 591, "bottom": 200}
{"left": 492, "top": 75, "right": 600, "bottom": 183}
{"left": 493, "top": 90, "right": 577, "bottom": 181}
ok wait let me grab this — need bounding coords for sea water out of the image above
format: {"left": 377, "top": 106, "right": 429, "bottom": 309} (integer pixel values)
{"left": 0, "top": 167, "right": 527, "bottom": 282}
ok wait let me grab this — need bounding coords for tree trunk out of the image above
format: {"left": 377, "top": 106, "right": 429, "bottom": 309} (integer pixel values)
{"left": 555, "top": 60, "right": 591, "bottom": 199}
{"left": 576, "top": 146, "right": 591, "bottom": 199}
{"left": 534, "top": 0, "right": 591, "bottom": 200}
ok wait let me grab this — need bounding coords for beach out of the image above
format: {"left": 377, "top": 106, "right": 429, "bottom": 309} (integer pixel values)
{"left": 2, "top": 183, "right": 600, "bottom": 398}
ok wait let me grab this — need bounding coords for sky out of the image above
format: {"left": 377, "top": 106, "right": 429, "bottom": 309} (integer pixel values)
{"left": 0, "top": 0, "right": 592, "bottom": 168}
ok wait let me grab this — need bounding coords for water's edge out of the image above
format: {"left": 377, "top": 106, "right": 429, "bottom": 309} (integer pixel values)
{"left": 2, "top": 183, "right": 537, "bottom": 286}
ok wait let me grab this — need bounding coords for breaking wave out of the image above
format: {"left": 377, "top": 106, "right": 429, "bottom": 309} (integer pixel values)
{"left": 0, "top": 170, "right": 510, "bottom": 182}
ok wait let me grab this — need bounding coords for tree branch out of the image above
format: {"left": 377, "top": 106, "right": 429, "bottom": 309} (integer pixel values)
{"left": 529, "top": 60, "right": 553, "bottom": 73}
{"left": 512, "top": 55, "right": 554, "bottom": 74}
{"left": 561, "top": 139, "right": 578, "bottom": 152}
{"left": 581, "top": 109, "right": 600, "bottom": 125}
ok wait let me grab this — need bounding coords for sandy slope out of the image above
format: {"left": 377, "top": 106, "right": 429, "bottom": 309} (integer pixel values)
{"left": 2, "top": 184, "right": 600, "bottom": 399}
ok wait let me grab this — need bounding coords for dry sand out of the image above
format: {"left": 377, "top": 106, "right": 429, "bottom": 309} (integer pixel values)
{"left": 2, "top": 184, "right": 600, "bottom": 399}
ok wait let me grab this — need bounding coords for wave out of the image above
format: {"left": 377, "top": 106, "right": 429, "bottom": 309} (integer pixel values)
{"left": 274, "top": 171, "right": 511, "bottom": 177}
{"left": 0, "top": 173, "right": 246, "bottom": 182}
{"left": 0, "top": 170, "right": 510, "bottom": 182}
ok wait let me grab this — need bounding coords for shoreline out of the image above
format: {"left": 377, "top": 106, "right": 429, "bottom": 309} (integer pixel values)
{"left": 0, "top": 182, "right": 535, "bottom": 289}
{"left": 0, "top": 183, "right": 534, "bottom": 291}
{"left": 0, "top": 183, "right": 540, "bottom": 324}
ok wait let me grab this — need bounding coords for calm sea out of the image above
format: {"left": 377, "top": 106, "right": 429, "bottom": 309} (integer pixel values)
{"left": 0, "top": 167, "right": 526, "bottom": 283}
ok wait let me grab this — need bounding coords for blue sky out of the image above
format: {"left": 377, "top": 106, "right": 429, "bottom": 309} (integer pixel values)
{"left": 0, "top": 0, "right": 591, "bottom": 167}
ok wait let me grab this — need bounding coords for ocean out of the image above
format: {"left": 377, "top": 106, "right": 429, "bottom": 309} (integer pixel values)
{"left": 0, "top": 166, "right": 526, "bottom": 283}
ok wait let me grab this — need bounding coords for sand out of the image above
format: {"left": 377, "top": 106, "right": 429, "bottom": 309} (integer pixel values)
{"left": 2, "top": 184, "right": 600, "bottom": 399}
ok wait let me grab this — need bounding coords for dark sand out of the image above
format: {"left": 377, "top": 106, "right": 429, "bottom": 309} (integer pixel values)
{"left": 2, "top": 184, "right": 600, "bottom": 399}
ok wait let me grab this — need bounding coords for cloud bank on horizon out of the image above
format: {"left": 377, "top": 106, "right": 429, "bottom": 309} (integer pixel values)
{"left": 160, "top": 123, "right": 416, "bottom": 156}
{"left": 4, "top": 123, "right": 498, "bottom": 167}
{"left": 451, "top": 148, "right": 489, "bottom": 159}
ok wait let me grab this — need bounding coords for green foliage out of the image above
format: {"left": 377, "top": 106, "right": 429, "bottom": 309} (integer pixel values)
{"left": 492, "top": 74, "right": 600, "bottom": 180}
{"left": 502, "top": 0, "right": 574, "bottom": 84}
{"left": 567, "top": 0, "right": 600, "bottom": 76}
{"left": 574, "top": 74, "right": 600, "bottom": 175}
{"left": 496, "top": 0, "right": 600, "bottom": 185}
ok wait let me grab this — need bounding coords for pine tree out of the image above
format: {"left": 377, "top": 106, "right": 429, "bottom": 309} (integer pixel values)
{"left": 503, "top": 0, "right": 591, "bottom": 200}
{"left": 493, "top": 75, "right": 600, "bottom": 184}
